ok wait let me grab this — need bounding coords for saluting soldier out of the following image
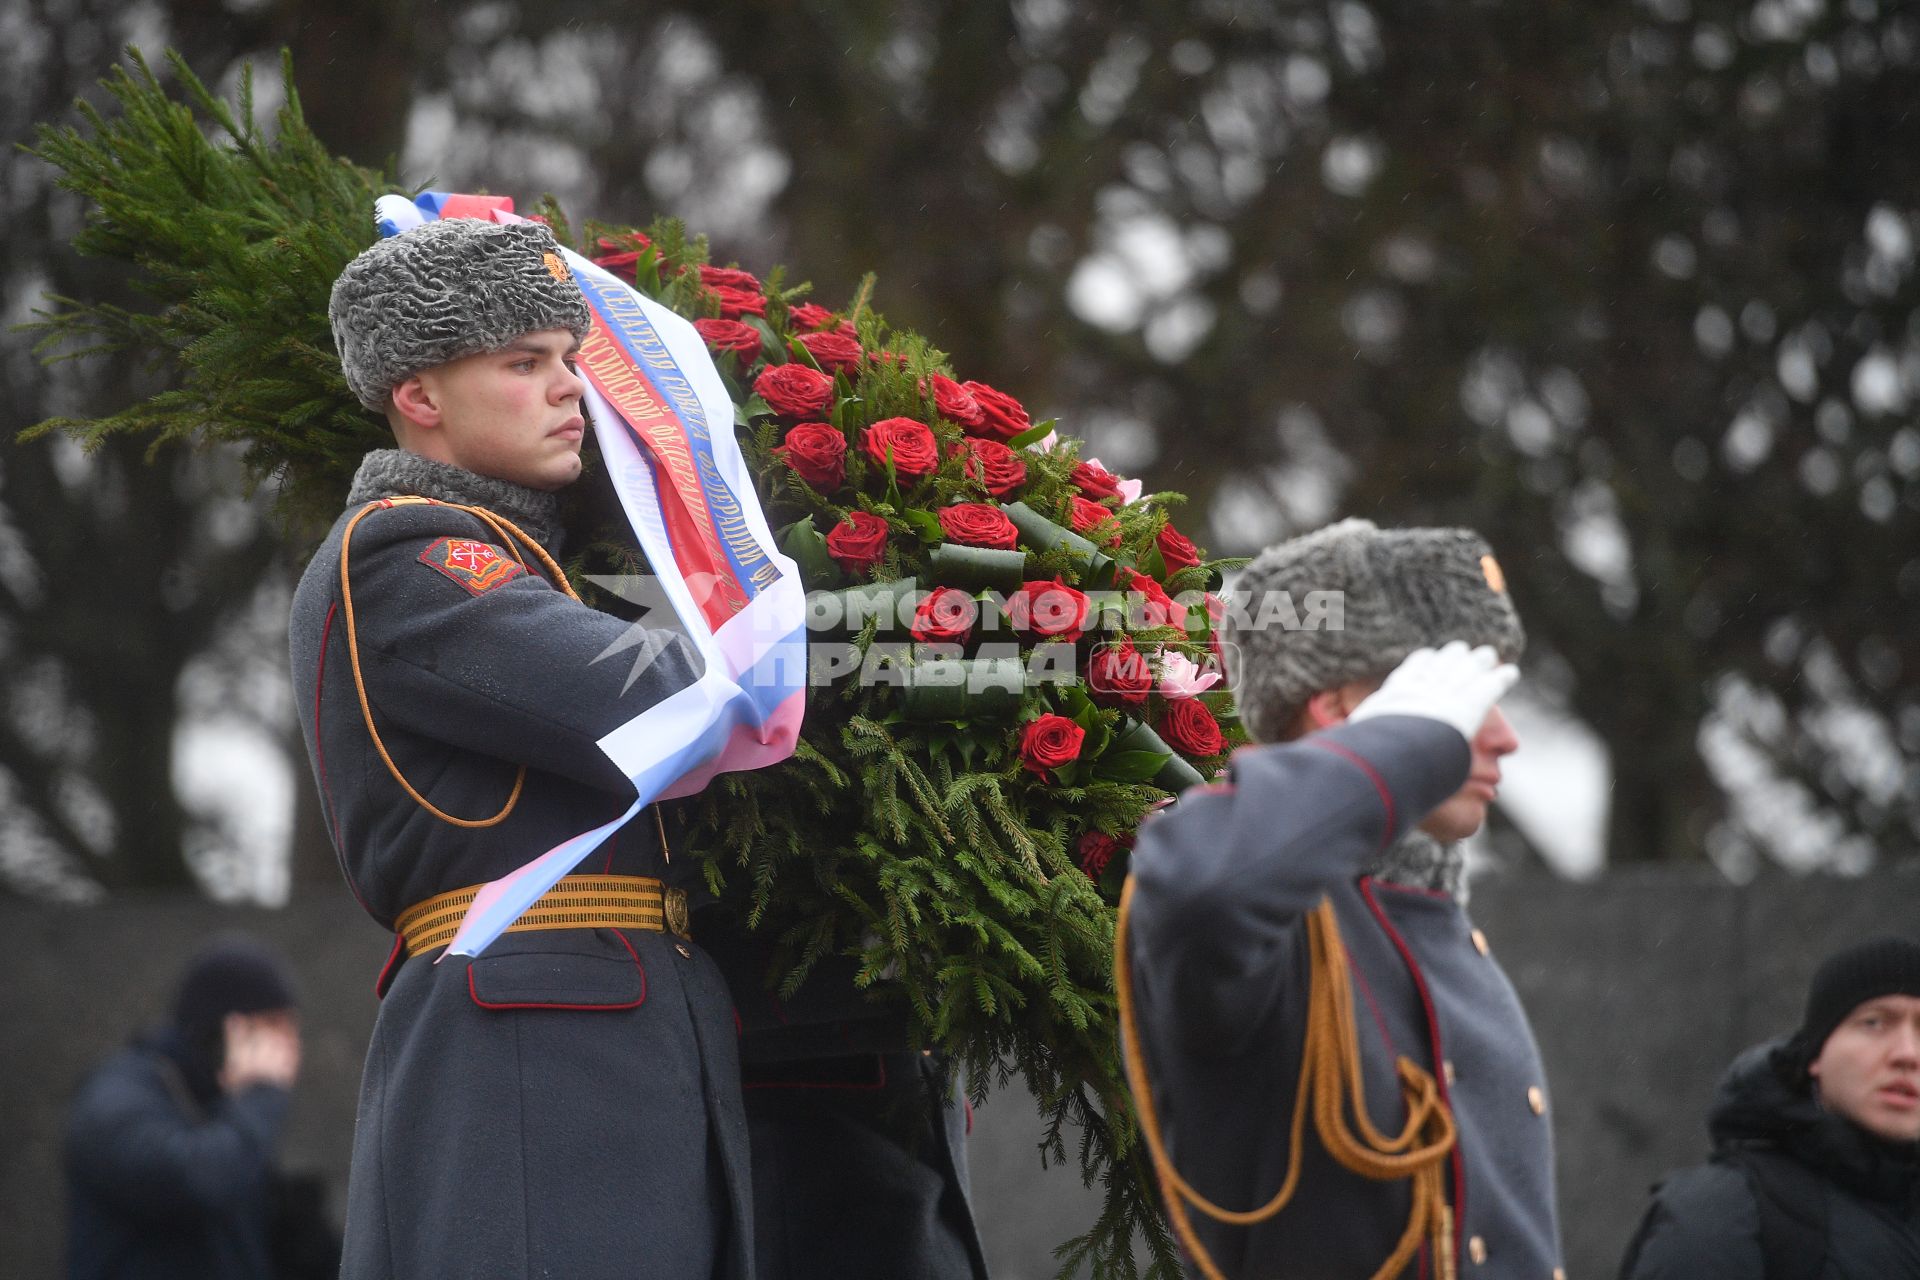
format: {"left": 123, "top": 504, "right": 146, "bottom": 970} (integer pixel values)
{"left": 289, "top": 215, "right": 750, "bottom": 1279}
{"left": 1119, "top": 519, "right": 1566, "bottom": 1279}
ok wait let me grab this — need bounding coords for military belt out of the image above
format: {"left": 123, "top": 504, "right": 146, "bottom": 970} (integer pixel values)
{"left": 396, "top": 874, "right": 692, "bottom": 957}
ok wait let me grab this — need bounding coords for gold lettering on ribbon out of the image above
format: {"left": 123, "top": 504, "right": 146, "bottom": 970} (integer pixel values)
{"left": 696, "top": 449, "right": 783, "bottom": 591}
{"left": 577, "top": 320, "right": 749, "bottom": 619}
{"left": 588, "top": 288, "right": 778, "bottom": 593}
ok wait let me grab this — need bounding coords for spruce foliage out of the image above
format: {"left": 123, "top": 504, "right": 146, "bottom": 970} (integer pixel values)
{"left": 22, "top": 49, "right": 395, "bottom": 526}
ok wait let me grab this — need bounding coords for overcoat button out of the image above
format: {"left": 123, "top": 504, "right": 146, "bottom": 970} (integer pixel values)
{"left": 1528, "top": 1085, "right": 1547, "bottom": 1115}
{"left": 1471, "top": 928, "right": 1490, "bottom": 956}
{"left": 674, "top": 943, "right": 692, "bottom": 959}
{"left": 1443, "top": 1060, "right": 1457, "bottom": 1086}
{"left": 1468, "top": 1235, "right": 1487, "bottom": 1265}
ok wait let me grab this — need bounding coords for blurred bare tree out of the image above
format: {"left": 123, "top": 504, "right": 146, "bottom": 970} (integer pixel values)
{"left": 0, "top": 0, "right": 411, "bottom": 897}
{"left": 8, "top": 0, "right": 1918, "bottom": 896}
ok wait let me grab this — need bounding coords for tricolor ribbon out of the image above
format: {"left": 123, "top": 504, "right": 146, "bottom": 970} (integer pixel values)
{"left": 374, "top": 193, "right": 808, "bottom": 959}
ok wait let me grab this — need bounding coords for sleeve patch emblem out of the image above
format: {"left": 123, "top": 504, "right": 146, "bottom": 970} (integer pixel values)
{"left": 418, "top": 537, "right": 525, "bottom": 596}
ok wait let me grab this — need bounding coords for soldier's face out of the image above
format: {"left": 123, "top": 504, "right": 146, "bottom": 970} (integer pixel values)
{"left": 1809, "top": 994, "right": 1920, "bottom": 1143}
{"left": 1307, "top": 679, "right": 1519, "bottom": 843}
{"left": 405, "top": 329, "right": 587, "bottom": 491}
{"left": 1417, "top": 704, "right": 1519, "bottom": 843}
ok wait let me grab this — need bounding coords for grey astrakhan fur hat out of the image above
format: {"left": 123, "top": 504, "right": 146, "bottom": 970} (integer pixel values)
{"left": 1226, "top": 518, "right": 1526, "bottom": 743}
{"left": 329, "top": 217, "right": 592, "bottom": 411}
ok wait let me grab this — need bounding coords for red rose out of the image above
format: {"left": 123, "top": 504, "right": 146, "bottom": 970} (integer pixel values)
{"left": 798, "top": 330, "right": 864, "bottom": 374}
{"left": 772, "top": 422, "right": 847, "bottom": 491}
{"left": 825, "top": 511, "right": 889, "bottom": 574}
{"left": 712, "top": 284, "right": 768, "bottom": 320}
{"left": 754, "top": 364, "right": 836, "bottom": 418}
{"left": 1067, "top": 495, "right": 1123, "bottom": 547}
{"left": 1088, "top": 640, "right": 1153, "bottom": 706}
{"left": 1161, "top": 698, "right": 1225, "bottom": 757}
{"left": 911, "top": 586, "right": 978, "bottom": 645}
{"left": 692, "top": 318, "right": 763, "bottom": 359}
{"left": 960, "top": 380, "right": 1032, "bottom": 442}
{"left": 952, "top": 438, "right": 1028, "bottom": 498}
{"left": 1123, "top": 569, "right": 1184, "bottom": 629}
{"left": 700, "top": 264, "right": 763, "bottom": 292}
{"left": 1077, "top": 831, "right": 1131, "bottom": 878}
{"left": 1019, "top": 713, "right": 1086, "bottom": 780}
{"left": 861, "top": 417, "right": 940, "bottom": 478}
{"left": 789, "top": 302, "right": 837, "bottom": 331}
{"left": 936, "top": 502, "right": 1020, "bottom": 550}
{"left": 592, "top": 235, "right": 651, "bottom": 281}
{"left": 593, "top": 250, "right": 642, "bottom": 279}
{"left": 1071, "top": 461, "right": 1123, "bottom": 502}
{"left": 1157, "top": 523, "right": 1202, "bottom": 573}
{"left": 926, "top": 374, "right": 987, "bottom": 430}
{"left": 1009, "top": 579, "right": 1091, "bottom": 642}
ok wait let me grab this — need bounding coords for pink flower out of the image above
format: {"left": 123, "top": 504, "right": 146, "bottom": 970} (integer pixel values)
{"left": 1157, "top": 651, "right": 1223, "bottom": 700}
{"left": 1084, "top": 456, "right": 1143, "bottom": 505}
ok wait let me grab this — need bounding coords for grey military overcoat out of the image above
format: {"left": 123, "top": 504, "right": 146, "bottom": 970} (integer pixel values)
{"left": 700, "top": 902, "right": 991, "bottom": 1279}
{"left": 1126, "top": 716, "right": 1566, "bottom": 1279}
{"left": 289, "top": 454, "right": 751, "bottom": 1280}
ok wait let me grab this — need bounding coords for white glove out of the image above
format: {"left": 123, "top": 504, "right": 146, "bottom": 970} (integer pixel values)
{"left": 1348, "top": 641, "right": 1518, "bottom": 743}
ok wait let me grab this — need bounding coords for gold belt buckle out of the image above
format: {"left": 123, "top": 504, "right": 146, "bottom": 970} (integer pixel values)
{"left": 663, "top": 886, "right": 691, "bottom": 940}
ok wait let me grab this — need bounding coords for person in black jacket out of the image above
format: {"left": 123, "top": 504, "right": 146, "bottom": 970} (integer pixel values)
{"left": 1619, "top": 936, "right": 1920, "bottom": 1280}
{"left": 64, "top": 936, "right": 306, "bottom": 1280}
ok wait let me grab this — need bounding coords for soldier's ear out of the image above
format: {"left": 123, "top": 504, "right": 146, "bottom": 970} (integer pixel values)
{"left": 391, "top": 375, "right": 441, "bottom": 431}
{"left": 1303, "top": 688, "right": 1350, "bottom": 730}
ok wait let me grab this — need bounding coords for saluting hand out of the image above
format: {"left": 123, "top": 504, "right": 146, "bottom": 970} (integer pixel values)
{"left": 1349, "top": 641, "right": 1519, "bottom": 743}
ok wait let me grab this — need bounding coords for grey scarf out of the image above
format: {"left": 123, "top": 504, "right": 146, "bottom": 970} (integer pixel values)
{"left": 345, "top": 449, "right": 564, "bottom": 552}
{"left": 1363, "top": 828, "right": 1467, "bottom": 903}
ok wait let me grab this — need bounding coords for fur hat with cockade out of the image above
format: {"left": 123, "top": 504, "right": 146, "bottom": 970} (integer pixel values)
{"left": 1225, "top": 518, "right": 1526, "bottom": 743}
{"left": 328, "top": 216, "right": 591, "bottom": 411}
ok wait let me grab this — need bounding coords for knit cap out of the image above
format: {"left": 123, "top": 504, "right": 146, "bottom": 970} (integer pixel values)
{"left": 163, "top": 933, "right": 298, "bottom": 1095}
{"left": 1791, "top": 936, "right": 1920, "bottom": 1070}
{"left": 1225, "top": 518, "right": 1525, "bottom": 743}
{"left": 329, "top": 216, "right": 592, "bottom": 411}
{"left": 171, "top": 934, "right": 299, "bottom": 1033}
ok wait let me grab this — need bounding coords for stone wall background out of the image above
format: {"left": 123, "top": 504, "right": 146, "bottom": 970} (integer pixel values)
{"left": 3, "top": 866, "right": 1914, "bottom": 1278}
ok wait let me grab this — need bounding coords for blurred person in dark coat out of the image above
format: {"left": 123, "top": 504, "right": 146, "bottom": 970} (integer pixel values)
{"left": 64, "top": 935, "right": 314, "bottom": 1280}
{"left": 1120, "top": 519, "right": 1566, "bottom": 1279}
{"left": 1619, "top": 936, "right": 1920, "bottom": 1280}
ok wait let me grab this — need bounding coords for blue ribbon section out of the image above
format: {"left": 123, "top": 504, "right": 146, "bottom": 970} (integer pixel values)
{"left": 571, "top": 268, "right": 777, "bottom": 602}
